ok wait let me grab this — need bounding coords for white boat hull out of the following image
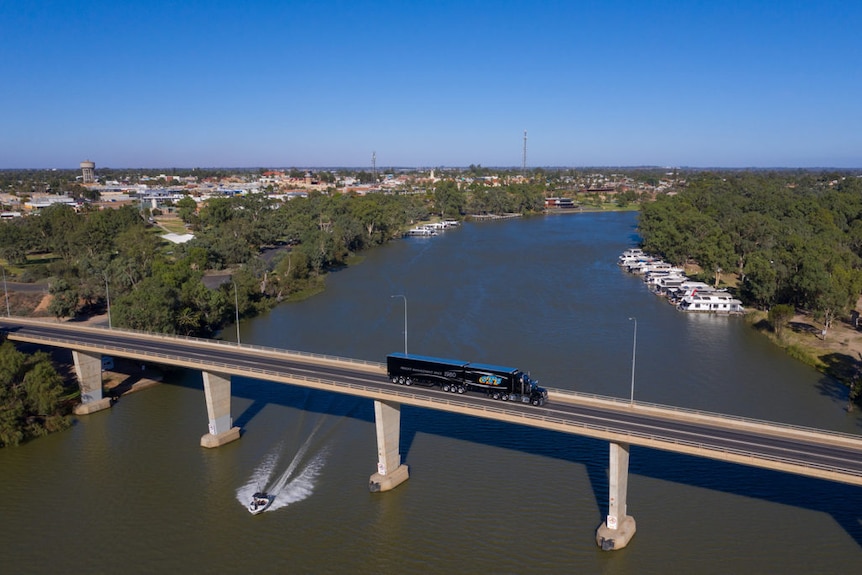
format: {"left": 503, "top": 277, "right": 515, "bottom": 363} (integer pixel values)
{"left": 248, "top": 493, "right": 274, "bottom": 515}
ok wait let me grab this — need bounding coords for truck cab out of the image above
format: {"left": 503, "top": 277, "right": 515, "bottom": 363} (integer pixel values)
{"left": 516, "top": 371, "right": 548, "bottom": 406}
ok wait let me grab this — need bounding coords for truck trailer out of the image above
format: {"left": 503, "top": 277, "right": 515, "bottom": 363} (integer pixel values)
{"left": 386, "top": 352, "right": 548, "bottom": 406}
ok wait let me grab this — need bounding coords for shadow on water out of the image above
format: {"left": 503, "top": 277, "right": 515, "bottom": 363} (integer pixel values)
{"left": 815, "top": 359, "right": 862, "bottom": 432}
{"left": 814, "top": 371, "right": 862, "bottom": 428}
{"left": 170, "top": 369, "right": 862, "bottom": 548}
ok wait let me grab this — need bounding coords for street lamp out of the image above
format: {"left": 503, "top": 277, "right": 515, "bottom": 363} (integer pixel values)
{"left": 233, "top": 281, "right": 241, "bottom": 345}
{"left": 391, "top": 294, "right": 407, "bottom": 355}
{"left": 2, "top": 265, "right": 10, "bottom": 317}
{"left": 628, "top": 317, "right": 637, "bottom": 405}
{"left": 105, "top": 277, "right": 112, "bottom": 329}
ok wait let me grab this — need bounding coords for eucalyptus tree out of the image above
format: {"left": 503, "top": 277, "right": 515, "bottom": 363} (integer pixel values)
{"left": 0, "top": 341, "right": 70, "bottom": 447}
{"left": 433, "top": 180, "right": 465, "bottom": 218}
{"left": 176, "top": 196, "right": 199, "bottom": 225}
{"left": 47, "top": 278, "right": 79, "bottom": 319}
{"left": 0, "top": 219, "right": 30, "bottom": 265}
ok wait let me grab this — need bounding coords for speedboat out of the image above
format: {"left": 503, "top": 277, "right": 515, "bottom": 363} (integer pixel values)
{"left": 247, "top": 492, "right": 274, "bottom": 515}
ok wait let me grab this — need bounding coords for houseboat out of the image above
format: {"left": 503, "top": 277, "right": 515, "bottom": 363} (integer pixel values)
{"left": 677, "top": 291, "right": 744, "bottom": 314}
{"left": 618, "top": 248, "right": 645, "bottom": 266}
{"left": 649, "top": 275, "right": 688, "bottom": 295}
{"left": 407, "top": 225, "right": 437, "bottom": 236}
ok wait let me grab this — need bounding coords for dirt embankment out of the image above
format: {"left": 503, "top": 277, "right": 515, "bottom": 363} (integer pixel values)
{"left": 750, "top": 306, "right": 862, "bottom": 390}
{"left": 102, "top": 357, "right": 163, "bottom": 399}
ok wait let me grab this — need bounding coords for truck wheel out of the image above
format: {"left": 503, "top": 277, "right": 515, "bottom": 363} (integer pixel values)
{"left": 531, "top": 398, "right": 540, "bottom": 406}
{"left": 391, "top": 377, "right": 399, "bottom": 384}
{"left": 457, "top": 386, "right": 465, "bottom": 394}
{"left": 442, "top": 384, "right": 451, "bottom": 392}
{"left": 501, "top": 394, "right": 509, "bottom": 401}
{"left": 492, "top": 392, "right": 501, "bottom": 400}
{"left": 398, "top": 376, "right": 405, "bottom": 385}
{"left": 405, "top": 378, "right": 413, "bottom": 386}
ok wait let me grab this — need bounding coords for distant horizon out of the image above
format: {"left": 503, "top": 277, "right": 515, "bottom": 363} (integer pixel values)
{"left": 3, "top": 164, "right": 861, "bottom": 173}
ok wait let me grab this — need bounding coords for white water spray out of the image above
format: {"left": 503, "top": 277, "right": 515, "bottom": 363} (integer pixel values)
{"left": 236, "top": 416, "right": 331, "bottom": 512}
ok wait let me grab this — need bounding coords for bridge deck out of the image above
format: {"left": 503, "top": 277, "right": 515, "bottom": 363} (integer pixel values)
{"left": 3, "top": 317, "right": 862, "bottom": 486}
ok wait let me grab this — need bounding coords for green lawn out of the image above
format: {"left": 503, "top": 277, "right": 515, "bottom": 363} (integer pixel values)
{"left": 154, "top": 217, "right": 190, "bottom": 234}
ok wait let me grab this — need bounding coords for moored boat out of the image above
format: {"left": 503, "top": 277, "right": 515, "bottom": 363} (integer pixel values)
{"left": 618, "top": 248, "right": 645, "bottom": 266}
{"left": 407, "top": 226, "right": 437, "bottom": 236}
{"left": 618, "top": 249, "right": 744, "bottom": 314}
{"left": 677, "top": 290, "right": 744, "bottom": 314}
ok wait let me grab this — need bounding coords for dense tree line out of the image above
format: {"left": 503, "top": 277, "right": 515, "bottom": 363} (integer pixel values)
{"left": 0, "top": 340, "right": 72, "bottom": 447}
{"left": 638, "top": 172, "right": 862, "bottom": 335}
{"left": 1, "top": 193, "right": 428, "bottom": 334}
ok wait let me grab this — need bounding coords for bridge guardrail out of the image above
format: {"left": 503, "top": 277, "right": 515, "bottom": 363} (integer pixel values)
{"left": 548, "top": 387, "right": 862, "bottom": 445}
{"left": 1, "top": 317, "right": 383, "bottom": 369}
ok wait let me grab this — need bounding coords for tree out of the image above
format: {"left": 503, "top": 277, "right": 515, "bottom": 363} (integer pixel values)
{"left": 0, "top": 220, "right": 30, "bottom": 265}
{"left": 47, "top": 278, "right": 79, "bottom": 319}
{"left": 0, "top": 340, "right": 25, "bottom": 385}
{"left": 23, "top": 354, "right": 65, "bottom": 415}
{"left": 35, "top": 204, "right": 82, "bottom": 262}
{"left": 112, "top": 276, "right": 178, "bottom": 333}
{"left": 767, "top": 304, "right": 795, "bottom": 339}
{"left": 433, "top": 180, "right": 465, "bottom": 218}
{"left": 116, "top": 226, "right": 161, "bottom": 274}
{"left": 176, "top": 196, "right": 198, "bottom": 224}
{"left": 0, "top": 341, "right": 70, "bottom": 447}
{"left": 199, "top": 197, "right": 236, "bottom": 228}
{"left": 741, "top": 253, "right": 780, "bottom": 309}
{"left": 810, "top": 265, "right": 862, "bottom": 339}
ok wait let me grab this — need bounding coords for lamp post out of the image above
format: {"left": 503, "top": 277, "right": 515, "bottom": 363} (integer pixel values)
{"left": 628, "top": 317, "right": 637, "bottom": 405}
{"left": 391, "top": 294, "right": 407, "bottom": 355}
{"left": 2, "top": 265, "right": 10, "bottom": 317}
{"left": 105, "top": 277, "right": 112, "bottom": 328}
{"left": 233, "top": 281, "right": 241, "bottom": 345}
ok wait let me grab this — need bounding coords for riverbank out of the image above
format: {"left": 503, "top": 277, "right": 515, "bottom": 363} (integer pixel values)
{"left": 102, "top": 357, "right": 163, "bottom": 399}
{"left": 749, "top": 308, "right": 862, "bottom": 403}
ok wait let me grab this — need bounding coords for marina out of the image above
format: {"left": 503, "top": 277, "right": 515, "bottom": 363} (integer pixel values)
{"left": 618, "top": 249, "right": 744, "bottom": 314}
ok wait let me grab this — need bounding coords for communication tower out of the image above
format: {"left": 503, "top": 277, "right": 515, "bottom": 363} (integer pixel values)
{"left": 80, "top": 160, "right": 95, "bottom": 183}
{"left": 522, "top": 131, "right": 527, "bottom": 175}
{"left": 372, "top": 151, "right": 377, "bottom": 182}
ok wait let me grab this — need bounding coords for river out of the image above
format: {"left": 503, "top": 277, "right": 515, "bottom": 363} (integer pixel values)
{"left": 2, "top": 211, "right": 861, "bottom": 574}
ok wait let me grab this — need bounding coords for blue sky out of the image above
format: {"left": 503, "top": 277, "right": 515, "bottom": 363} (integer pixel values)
{"left": 2, "top": 0, "right": 860, "bottom": 169}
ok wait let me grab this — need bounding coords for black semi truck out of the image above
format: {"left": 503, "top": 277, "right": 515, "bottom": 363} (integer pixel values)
{"left": 386, "top": 352, "right": 548, "bottom": 406}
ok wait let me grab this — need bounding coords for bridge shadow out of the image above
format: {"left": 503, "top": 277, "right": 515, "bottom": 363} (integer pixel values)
{"left": 169, "top": 370, "right": 862, "bottom": 548}
{"left": 626, "top": 446, "right": 862, "bottom": 548}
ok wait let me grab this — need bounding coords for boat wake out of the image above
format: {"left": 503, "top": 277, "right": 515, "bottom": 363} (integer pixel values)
{"left": 236, "top": 416, "right": 332, "bottom": 513}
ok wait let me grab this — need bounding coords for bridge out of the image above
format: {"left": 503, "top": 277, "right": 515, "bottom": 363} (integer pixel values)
{"left": 3, "top": 317, "right": 862, "bottom": 550}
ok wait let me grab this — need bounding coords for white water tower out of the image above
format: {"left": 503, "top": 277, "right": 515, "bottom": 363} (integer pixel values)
{"left": 80, "top": 160, "right": 95, "bottom": 183}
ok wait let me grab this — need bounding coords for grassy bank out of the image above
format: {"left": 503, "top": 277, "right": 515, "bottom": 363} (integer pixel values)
{"left": 748, "top": 310, "right": 862, "bottom": 394}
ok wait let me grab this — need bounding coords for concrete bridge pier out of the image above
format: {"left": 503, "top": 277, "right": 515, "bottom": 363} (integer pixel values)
{"left": 71, "top": 350, "right": 112, "bottom": 415}
{"left": 200, "top": 371, "right": 241, "bottom": 448}
{"left": 596, "top": 441, "right": 636, "bottom": 550}
{"left": 369, "top": 400, "right": 409, "bottom": 492}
